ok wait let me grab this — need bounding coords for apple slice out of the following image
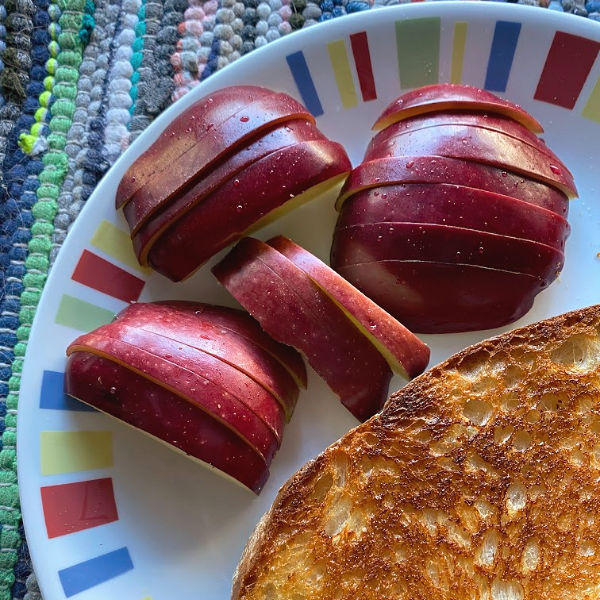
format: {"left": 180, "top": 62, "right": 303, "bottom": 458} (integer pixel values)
{"left": 116, "top": 302, "right": 307, "bottom": 390}
{"left": 335, "top": 156, "right": 569, "bottom": 215}
{"left": 373, "top": 83, "right": 543, "bottom": 133}
{"left": 147, "top": 140, "right": 351, "bottom": 280}
{"left": 125, "top": 118, "right": 324, "bottom": 236}
{"left": 363, "top": 124, "right": 577, "bottom": 198}
{"left": 65, "top": 352, "right": 269, "bottom": 493}
{"left": 336, "top": 183, "right": 570, "bottom": 250}
{"left": 266, "top": 235, "right": 429, "bottom": 378}
{"left": 117, "top": 86, "right": 312, "bottom": 208}
{"left": 67, "top": 332, "right": 282, "bottom": 461}
{"left": 331, "top": 222, "right": 564, "bottom": 283}
{"left": 109, "top": 306, "right": 299, "bottom": 420}
{"left": 118, "top": 92, "right": 314, "bottom": 219}
{"left": 336, "top": 260, "right": 544, "bottom": 333}
{"left": 212, "top": 237, "right": 392, "bottom": 422}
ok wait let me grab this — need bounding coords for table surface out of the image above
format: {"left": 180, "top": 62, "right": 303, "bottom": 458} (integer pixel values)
{"left": 0, "top": 0, "right": 593, "bottom": 598}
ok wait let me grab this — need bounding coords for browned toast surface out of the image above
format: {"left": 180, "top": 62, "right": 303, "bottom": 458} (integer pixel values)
{"left": 232, "top": 305, "right": 600, "bottom": 600}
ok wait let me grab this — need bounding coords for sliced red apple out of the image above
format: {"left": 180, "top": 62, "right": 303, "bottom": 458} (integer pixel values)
{"left": 117, "top": 86, "right": 277, "bottom": 207}
{"left": 364, "top": 124, "right": 577, "bottom": 198}
{"left": 146, "top": 140, "right": 351, "bottom": 280}
{"left": 65, "top": 352, "right": 269, "bottom": 493}
{"left": 109, "top": 306, "right": 299, "bottom": 420}
{"left": 265, "top": 235, "right": 429, "bottom": 378}
{"left": 373, "top": 83, "right": 543, "bottom": 133}
{"left": 331, "top": 222, "right": 564, "bottom": 283}
{"left": 125, "top": 118, "right": 324, "bottom": 236}
{"left": 336, "top": 260, "right": 544, "bottom": 333}
{"left": 336, "top": 183, "right": 570, "bottom": 250}
{"left": 67, "top": 332, "right": 282, "bottom": 461}
{"left": 116, "top": 302, "right": 307, "bottom": 389}
{"left": 212, "top": 237, "right": 392, "bottom": 422}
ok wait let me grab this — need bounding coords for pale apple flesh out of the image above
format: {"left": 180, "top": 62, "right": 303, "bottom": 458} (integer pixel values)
{"left": 67, "top": 333, "right": 282, "bottom": 462}
{"left": 363, "top": 124, "right": 577, "bottom": 198}
{"left": 331, "top": 222, "right": 564, "bottom": 284}
{"left": 125, "top": 118, "right": 324, "bottom": 237}
{"left": 373, "top": 83, "right": 543, "bottom": 133}
{"left": 65, "top": 351, "right": 270, "bottom": 493}
{"left": 119, "top": 302, "right": 307, "bottom": 390}
{"left": 212, "top": 237, "right": 393, "bottom": 422}
{"left": 336, "top": 260, "right": 544, "bottom": 333}
{"left": 147, "top": 140, "right": 351, "bottom": 280}
{"left": 336, "top": 183, "right": 570, "bottom": 250}
{"left": 335, "top": 156, "right": 569, "bottom": 215}
{"left": 265, "top": 235, "right": 430, "bottom": 379}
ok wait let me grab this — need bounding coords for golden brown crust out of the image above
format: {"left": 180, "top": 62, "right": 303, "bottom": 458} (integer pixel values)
{"left": 233, "top": 305, "right": 600, "bottom": 600}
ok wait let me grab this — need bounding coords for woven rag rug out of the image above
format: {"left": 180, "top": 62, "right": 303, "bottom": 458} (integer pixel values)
{"left": 0, "top": 0, "right": 598, "bottom": 597}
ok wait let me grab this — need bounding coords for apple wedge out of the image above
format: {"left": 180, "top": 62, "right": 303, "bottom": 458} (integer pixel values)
{"left": 109, "top": 306, "right": 299, "bottom": 420}
{"left": 67, "top": 331, "right": 283, "bottom": 461}
{"left": 116, "top": 302, "right": 307, "bottom": 390}
{"left": 373, "top": 83, "right": 543, "bottom": 133}
{"left": 147, "top": 140, "right": 351, "bottom": 280}
{"left": 65, "top": 352, "right": 269, "bottom": 493}
{"left": 124, "top": 118, "right": 324, "bottom": 236}
{"left": 116, "top": 86, "right": 312, "bottom": 208}
{"left": 331, "top": 222, "right": 564, "bottom": 283}
{"left": 212, "top": 237, "right": 392, "bottom": 422}
{"left": 336, "top": 260, "right": 544, "bottom": 333}
{"left": 364, "top": 124, "right": 577, "bottom": 198}
{"left": 335, "top": 156, "right": 569, "bottom": 215}
{"left": 336, "top": 183, "right": 570, "bottom": 250}
{"left": 265, "top": 235, "right": 429, "bottom": 379}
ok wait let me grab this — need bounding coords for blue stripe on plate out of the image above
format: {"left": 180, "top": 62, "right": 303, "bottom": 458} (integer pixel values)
{"left": 40, "top": 370, "right": 96, "bottom": 412}
{"left": 484, "top": 21, "right": 521, "bottom": 92}
{"left": 286, "top": 51, "right": 324, "bottom": 117}
{"left": 58, "top": 547, "right": 134, "bottom": 597}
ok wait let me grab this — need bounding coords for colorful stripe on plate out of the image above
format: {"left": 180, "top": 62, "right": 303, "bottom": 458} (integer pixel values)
{"left": 534, "top": 31, "right": 600, "bottom": 109}
{"left": 55, "top": 295, "right": 115, "bottom": 332}
{"left": 395, "top": 17, "right": 440, "bottom": 89}
{"left": 485, "top": 21, "right": 521, "bottom": 92}
{"left": 58, "top": 547, "right": 133, "bottom": 598}
{"left": 41, "top": 477, "right": 118, "bottom": 538}
{"left": 582, "top": 76, "right": 600, "bottom": 122}
{"left": 451, "top": 21, "right": 468, "bottom": 84}
{"left": 91, "top": 220, "right": 150, "bottom": 274}
{"left": 39, "top": 370, "right": 96, "bottom": 412}
{"left": 286, "top": 51, "right": 324, "bottom": 117}
{"left": 40, "top": 431, "right": 113, "bottom": 475}
{"left": 349, "top": 32, "right": 376, "bottom": 102}
{"left": 72, "top": 249, "right": 145, "bottom": 303}
{"left": 327, "top": 40, "right": 358, "bottom": 109}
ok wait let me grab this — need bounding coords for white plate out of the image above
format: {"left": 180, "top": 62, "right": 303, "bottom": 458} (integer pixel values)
{"left": 18, "top": 3, "right": 600, "bottom": 599}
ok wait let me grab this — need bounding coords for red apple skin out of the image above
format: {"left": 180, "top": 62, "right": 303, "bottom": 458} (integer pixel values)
{"left": 336, "top": 260, "right": 544, "bottom": 333}
{"left": 108, "top": 306, "right": 299, "bottom": 420}
{"left": 373, "top": 83, "right": 543, "bottom": 133}
{"left": 125, "top": 118, "right": 324, "bottom": 237}
{"left": 266, "top": 235, "right": 430, "bottom": 379}
{"left": 117, "top": 86, "right": 312, "bottom": 208}
{"left": 212, "top": 237, "right": 392, "bottom": 422}
{"left": 336, "top": 156, "right": 569, "bottom": 216}
{"left": 65, "top": 352, "right": 269, "bottom": 493}
{"left": 67, "top": 333, "right": 281, "bottom": 462}
{"left": 146, "top": 139, "right": 351, "bottom": 280}
{"left": 364, "top": 124, "right": 577, "bottom": 198}
{"left": 331, "top": 223, "right": 564, "bottom": 284}
{"left": 335, "top": 183, "right": 570, "bottom": 251}
{"left": 116, "top": 302, "right": 307, "bottom": 389}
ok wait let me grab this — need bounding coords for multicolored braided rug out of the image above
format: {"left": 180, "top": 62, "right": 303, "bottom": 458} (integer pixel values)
{"left": 0, "top": 0, "right": 598, "bottom": 597}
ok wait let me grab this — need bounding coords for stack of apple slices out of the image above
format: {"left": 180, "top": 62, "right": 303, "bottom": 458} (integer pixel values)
{"left": 212, "top": 236, "right": 430, "bottom": 422}
{"left": 116, "top": 85, "right": 351, "bottom": 281}
{"left": 65, "top": 302, "right": 306, "bottom": 494}
{"left": 331, "top": 83, "right": 577, "bottom": 333}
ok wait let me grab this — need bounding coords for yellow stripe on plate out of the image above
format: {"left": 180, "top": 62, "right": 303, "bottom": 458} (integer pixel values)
{"left": 451, "top": 22, "right": 468, "bottom": 84}
{"left": 41, "top": 431, "right": 113, "bottom": 475}
{"left": 582, "top": 76, "right": 600, "bottom": 123}
{"left": 91, "top": 220, "right": 151, "bottom": 274}
{"left": 328, "top": 40, "right": 358, "bottom": 109}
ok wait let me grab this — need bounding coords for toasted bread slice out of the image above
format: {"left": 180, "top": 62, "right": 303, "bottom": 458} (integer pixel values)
{"left": 232, "top": 305, "right": 600, "bottom": 600}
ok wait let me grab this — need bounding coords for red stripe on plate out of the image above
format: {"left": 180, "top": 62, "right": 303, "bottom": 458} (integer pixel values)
{"left": 72, "top": 249, "right": 145, "bottom": 302}
{"left": 534, "top": 31, "right": 600, "bottom": 109}
{"left": 41, "top": 478, "right": 118, "bottom": 538}
{"left": 350, "top": 32, "right": 377, "bottom": 102}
